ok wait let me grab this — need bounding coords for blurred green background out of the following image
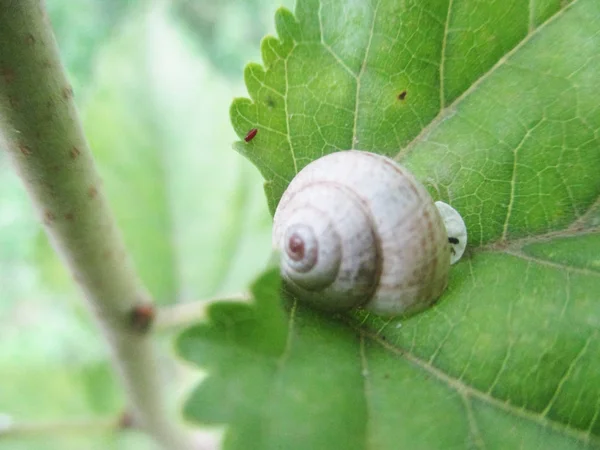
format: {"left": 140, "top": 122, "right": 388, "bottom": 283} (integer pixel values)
{"left": 0, "top": 0, "right": 292, "bottom": 448}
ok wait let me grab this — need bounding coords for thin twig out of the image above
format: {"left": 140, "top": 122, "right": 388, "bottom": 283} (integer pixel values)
{"left": 156, "top": 293, "right": 251, "bottom": 331}
{"left": 0, "top": 2, "right": 194, "bottom": 448}
{"left": 0, "top": 415, "right": 119, "bottom": 439}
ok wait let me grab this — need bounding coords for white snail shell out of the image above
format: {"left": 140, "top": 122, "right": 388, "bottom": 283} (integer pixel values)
{"left": 272, "top": 150, "right": 466, "bottom": 317}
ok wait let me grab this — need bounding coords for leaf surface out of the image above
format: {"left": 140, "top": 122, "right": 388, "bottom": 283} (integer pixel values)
{"left": 180, "top": 0, "right": 600, "bottom": 448}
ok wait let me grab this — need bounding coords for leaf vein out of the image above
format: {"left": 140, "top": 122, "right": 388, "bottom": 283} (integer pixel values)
{"left": 500, "top": 249, "right": 600, "bottom": 276}
{"left": 359, "top": 334, "right": 373, "bottom": 450}
{"left": 529, "top": 0, "right": 536, "bottom": 32}
{"left": 395, "top": 0, "right": 580, "bottom": 161}
{"left": 460, "top": 392, "right": 487, "bottom": 450}
{"left": 351, "top": 0, "right": 381, "bottom": 148}
{"left": 361, "top": 329, "right": 600, "bottom": 447}
{"left": 284, "top": 45, "right": 299, "bottom": 174}
{"left": 540, "top": 331, "right": 596, "bottom": 417}
{"left": 439, "top": 0, "right": 453, "bottom": 109}
{"left": 502, "top": 119, "right": 545, "bottom": 241}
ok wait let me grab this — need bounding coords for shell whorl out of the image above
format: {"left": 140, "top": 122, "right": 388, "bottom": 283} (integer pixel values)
{"left": 273, "top": 180, "right": 382, "bottom": 310}
{"left": 272, "top": 150, "right": 451, "bottom": 316}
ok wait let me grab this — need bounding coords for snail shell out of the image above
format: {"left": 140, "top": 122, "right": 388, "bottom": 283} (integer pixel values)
{"left": 272, "top": 150, "right": 456, "bottom": 317}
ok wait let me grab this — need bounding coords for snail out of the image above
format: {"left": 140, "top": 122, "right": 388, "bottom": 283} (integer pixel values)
{"left": 272, "top": 150, "right": 467, "bottom": 317}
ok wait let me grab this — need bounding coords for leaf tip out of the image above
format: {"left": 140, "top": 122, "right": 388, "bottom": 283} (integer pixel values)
{"left": 229, "top": 97, "right": 256, "bottom": 140}
{"left": 274, "top": 7, "right": 300, "bottom": 44}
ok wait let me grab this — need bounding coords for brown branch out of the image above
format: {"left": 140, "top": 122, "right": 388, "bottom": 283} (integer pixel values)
{"left": 0, "top": 2, "right": 194, "bottom": 448}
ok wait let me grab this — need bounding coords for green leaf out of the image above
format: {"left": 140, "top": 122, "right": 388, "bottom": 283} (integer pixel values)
{"left": 178, "top": 270, "right": 371, "bottom": 449}
{"left": 179, "top": 0, "right": 600, "bottom": 448}
{"left": 231, "top": 0, "right": 599, "bottom": 222}
{"left": 180, "top": 244, "right": 600, "bottom": 449}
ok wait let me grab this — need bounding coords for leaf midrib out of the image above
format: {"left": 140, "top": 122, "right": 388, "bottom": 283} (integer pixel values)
{"left": 500, "top": 248, "right": 600, "bottom": 277}
{"left": 471, "top": 196, "right": 600, "bottom": 258}
{"left": 263, "top": 0, "right": 579, "bottom": 193}
{"left": 356, "top": 324, "right": 600, "bottom": 447}
{"left": 394, "top": 0, "right": 580, "bottom": 162}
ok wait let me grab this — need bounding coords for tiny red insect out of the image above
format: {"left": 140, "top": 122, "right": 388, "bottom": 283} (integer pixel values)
{"left": 245, "top": 128, "right": 258, "bottom": 142}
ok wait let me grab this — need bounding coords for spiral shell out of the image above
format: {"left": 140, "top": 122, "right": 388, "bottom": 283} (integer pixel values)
{"left": 272, "top": 150, "right": 453, "bottom": 317}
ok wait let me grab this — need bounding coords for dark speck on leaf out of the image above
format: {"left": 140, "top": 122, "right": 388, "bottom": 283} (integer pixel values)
{"left": 398, "top": 90, "right": 407, "bottom": 100}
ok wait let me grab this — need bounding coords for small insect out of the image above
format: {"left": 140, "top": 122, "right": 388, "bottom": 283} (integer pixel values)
{"left": 398, "top": 90, "right": 407, "bottom": 100}
{"left": 448, "top": 237, "right": 459, "bottom": 244}
{"left": 244, "top": 128, "right": 258, "bottom": 142}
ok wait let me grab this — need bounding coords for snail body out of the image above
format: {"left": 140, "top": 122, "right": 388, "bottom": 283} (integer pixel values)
{"left": 272, "top": 150, "right": 465, "bottom": 317}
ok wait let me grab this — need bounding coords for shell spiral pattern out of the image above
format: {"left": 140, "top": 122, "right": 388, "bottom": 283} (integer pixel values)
{"left": 272, "top": 150, "right": 452, "bottom": 317}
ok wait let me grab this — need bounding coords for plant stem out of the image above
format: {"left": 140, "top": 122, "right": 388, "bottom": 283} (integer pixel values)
{"left": 156, "top": 293, "right": 251, "bottom": 331}
{"left": 0, "top": 2, "right": 194, "bottom": 448}
{"left": 0, "top": 416, "right": 118, "bottom": 439}
{"left": 0, "top": 415, "right": 218, "bottom": 448}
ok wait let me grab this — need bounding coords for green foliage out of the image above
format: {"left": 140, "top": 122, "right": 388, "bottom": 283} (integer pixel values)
{"left": 178, "top": 0, "right": 600, "bottom": 448}
{"left": 47, "top": 0, "right": 142, "bottom": 94}
{"left": 36, "top": 3, "right": 274, "bottom": 304}
{"left": 1, "top": 0, "right": 277, "bottom": 448}
{"left": 0, "top": 362, "right": 158, "bottom": 450}
{"left": 82, "top": 19, "right": 180, "bottom": 304}
{"left": 170, "top": 0, "right": 295, "bottom": 76}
